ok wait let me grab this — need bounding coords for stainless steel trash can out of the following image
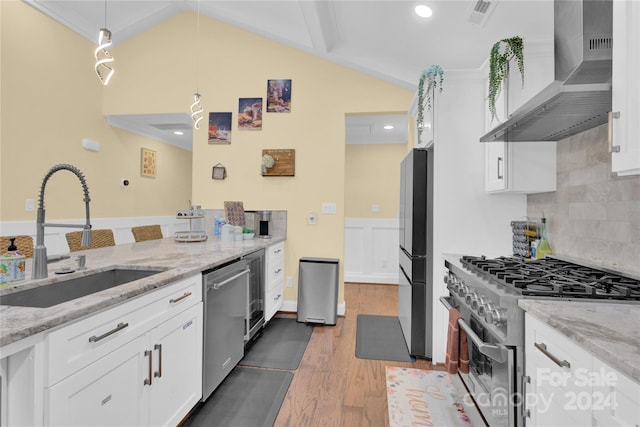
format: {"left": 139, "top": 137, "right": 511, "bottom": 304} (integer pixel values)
{"left": 297, "top": 257, "right": 339, "bottom": 325}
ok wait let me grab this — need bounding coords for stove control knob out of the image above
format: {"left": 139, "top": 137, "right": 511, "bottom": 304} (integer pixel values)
{"left": 457, "top": 282, "right": 467, "bottom": 296}
{"left": 478, "top": 302, "right": 494, "bottom": 317}
{"left": 465, "top": 292, "right": 478, "bottom": 305}
{"left": 485, "top": 308, "right": 505, "bottom": 326}
{"left": 471, "top": 296, "right": 487, "bottom": 311}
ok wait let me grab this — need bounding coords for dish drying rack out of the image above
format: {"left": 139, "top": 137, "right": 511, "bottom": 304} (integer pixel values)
{"left": 174, "top": 206, "right": 208, "bottom": 242}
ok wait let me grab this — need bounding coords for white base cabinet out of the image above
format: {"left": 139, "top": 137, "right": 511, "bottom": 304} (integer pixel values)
{"left": 524, "top": 313, "right": 640, "bottom": 427}
{"left": 264, "top": 242, "right": 285, "bottom": 322}
{"left": 42, "top": 274, "right": 203, "bottom": 427}
{"left": 485, "top": 141, "right": 556, "bottom": 194}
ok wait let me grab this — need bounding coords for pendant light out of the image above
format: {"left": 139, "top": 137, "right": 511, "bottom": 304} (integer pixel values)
{"left": 94, "top": 0, "right": 114, "bottom": 85}
{"left": 190, "top": 0, "right": 204, "bottom": 130}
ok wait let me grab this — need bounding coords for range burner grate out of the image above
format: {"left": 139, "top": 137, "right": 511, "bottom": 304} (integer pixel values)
{"left": 460, "top": 255, "right": 640, "bottom": 301}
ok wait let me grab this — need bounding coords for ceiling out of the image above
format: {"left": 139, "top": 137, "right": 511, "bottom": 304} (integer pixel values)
{"left": 25, "top": 0, "right": 553, "bottom": 149}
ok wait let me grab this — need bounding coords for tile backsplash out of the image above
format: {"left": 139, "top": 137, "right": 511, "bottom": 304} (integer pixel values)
{"left": 527, "top": 124, "right": 640, "bottom": 275}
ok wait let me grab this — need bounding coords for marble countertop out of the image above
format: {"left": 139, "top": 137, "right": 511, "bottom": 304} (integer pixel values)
{"left": 519, "top": 299, "right": 640, "bottom": 383}
{"left": 0, "top": 235, "right": 284, "bottom": 348}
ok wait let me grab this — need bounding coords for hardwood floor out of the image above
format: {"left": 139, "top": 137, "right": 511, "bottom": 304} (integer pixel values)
{"left": 273, "top": 282, "right": 441, "bottom": 427}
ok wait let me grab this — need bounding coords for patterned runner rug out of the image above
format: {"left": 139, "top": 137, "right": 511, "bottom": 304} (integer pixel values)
{"left": 386, "top": 367, "right": 475, "bottom": 427}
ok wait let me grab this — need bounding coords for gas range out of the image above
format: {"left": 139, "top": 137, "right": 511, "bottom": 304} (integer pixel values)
{"left": 460, "top": 255, "right": 640, "bottom": 300}
{"left": 441, "top": 254, "right": 640, "bottom": 427}
{"left": 444, "top": 255, "right": 640, "bottom": 345}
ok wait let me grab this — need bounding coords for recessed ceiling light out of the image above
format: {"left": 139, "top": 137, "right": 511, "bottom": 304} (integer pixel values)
{"left": 173, "top": 131, "right": 184, "bottom": 135}
{"left": 415, "top": 4, "right": 433, "bottom": 18}
{"left": 384, "top": 125, "right": 394, "bottom": 130}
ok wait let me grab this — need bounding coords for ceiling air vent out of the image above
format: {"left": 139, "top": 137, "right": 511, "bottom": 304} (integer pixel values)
{"left": 467, "top": 0, "right": 497, "bottom": 26}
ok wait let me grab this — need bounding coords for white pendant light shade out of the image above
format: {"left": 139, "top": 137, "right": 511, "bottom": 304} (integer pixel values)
{"left": 191, "top": 93, "right": 204, "bottom": 130}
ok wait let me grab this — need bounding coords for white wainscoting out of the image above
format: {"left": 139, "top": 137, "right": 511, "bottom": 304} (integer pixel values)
{"left": 344, "top": 218, "right": 399, "bottom": 284}
{"left": 0, "top": 216, "right": 188, "bottom": 255}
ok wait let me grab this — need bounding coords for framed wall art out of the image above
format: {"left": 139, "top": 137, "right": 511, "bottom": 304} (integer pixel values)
{"left": 208, "top": 112, "right": 233, "bottom": 144}
{"left": 238, "top": 97, "right": 263, "bottom": 130}
{"left": 141, "top": 147, "right": 156, "bottom": 178}
{"left": 266, "top": 79, "right": 291, "bottom": 113}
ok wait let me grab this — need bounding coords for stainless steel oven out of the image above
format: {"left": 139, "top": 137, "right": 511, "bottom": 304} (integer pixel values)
{"left": 441, "top": 254, "right": 640, "bottom": 427}
{"left": 441, "top": 294, "right": 520, "bottom": 427}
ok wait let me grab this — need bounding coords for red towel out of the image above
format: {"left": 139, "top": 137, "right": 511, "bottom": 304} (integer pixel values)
{"left": 445, "top": 308, "right": 469, "bottom": 374}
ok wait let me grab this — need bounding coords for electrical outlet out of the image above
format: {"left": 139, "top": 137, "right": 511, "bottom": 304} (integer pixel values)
{"left": 371, "top": 204, "right": 380, "bottom": 213}
{"left": 286, "top": 277, "right": 293, "bottom": 288}
{"left": 25, "top": 199, "right": 34, "bottom": 212}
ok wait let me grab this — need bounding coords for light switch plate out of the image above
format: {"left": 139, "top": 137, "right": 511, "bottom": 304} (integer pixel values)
{"left": 322, "top": 202, "right": 337, "bottom": 214}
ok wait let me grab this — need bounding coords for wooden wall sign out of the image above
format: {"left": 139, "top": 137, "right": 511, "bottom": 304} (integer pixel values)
{"left": 262, "top": 149, "right": 295, "bottom": 176}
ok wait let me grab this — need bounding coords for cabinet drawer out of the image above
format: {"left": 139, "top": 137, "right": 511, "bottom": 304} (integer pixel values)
{"left": 525, "top": 314, "right": 592, "bottom": 395}
{"left": 46, "top": 274, "right": 201, "bottom": 386}
{"left": 266, "top": 242, "right": 284, "bottom": 263}
{"left": 266, "top": 259, "right": 284, "bottom": 287}
{"left": 591, "top": 356, "right": 640, "bottom": 427}
{"left": 265, "top": 281, "right": 284, "bottom": 322}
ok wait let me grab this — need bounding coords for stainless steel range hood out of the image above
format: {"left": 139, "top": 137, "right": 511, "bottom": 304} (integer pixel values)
{"left": 481, "top": 0, "right": 612, "bottom": 142}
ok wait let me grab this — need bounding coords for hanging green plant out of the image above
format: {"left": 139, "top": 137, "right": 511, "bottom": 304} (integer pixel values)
{"left": 417, "top": 64, "right": 444, "bottom": 137}
{"left": 488, "top": 36, "right": 524, "bottom": 123}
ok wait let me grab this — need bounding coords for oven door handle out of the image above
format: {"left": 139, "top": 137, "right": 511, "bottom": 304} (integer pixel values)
{"left": 439, "top": 296, "right": 509, "bottom": 363}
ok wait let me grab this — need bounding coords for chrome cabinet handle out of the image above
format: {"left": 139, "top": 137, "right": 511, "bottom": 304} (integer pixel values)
{"left": 274, "top": 294, "right": 281, "bottom": 301}
{"left": 274, "top": 268, "right": 282, "bottom": 274}
{"left": 608, "top": 111, "right": 621, "bottom": 153}
{"left": 169, "top": 292, "right": 192, "bottom": 304}
{"left": 144, "top": 350, "right": 153, "bottom": 386}
{"left": 213, "top": 269, "right": 250, "bottom": 290}
{"left": 497, "top": 156, "right": 504, "bottom": 179}
{"left": 154, "top": 344, "right": 162, "bottom": 378}
{"left": 534, "top": 342, "right": 571, "bottom": 368}
{"left": 88, "top": 322, "right": 129, "bottom": 343}
{"left": 274, "top": 248, "right": 282, "bottom": 254}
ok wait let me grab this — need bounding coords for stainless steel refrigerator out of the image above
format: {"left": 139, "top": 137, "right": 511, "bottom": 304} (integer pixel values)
{"left": 398, "top": 147, "right": 433, "bottom": 358}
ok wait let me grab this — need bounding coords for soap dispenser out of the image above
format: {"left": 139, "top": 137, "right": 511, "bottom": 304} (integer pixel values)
{"left": 1, "top": 238, "right": 26, "bottom": 283}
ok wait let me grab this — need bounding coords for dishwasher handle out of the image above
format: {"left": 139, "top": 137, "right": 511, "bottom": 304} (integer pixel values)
{"left": 211, "top": 268, "right": 250, "bottom": 290}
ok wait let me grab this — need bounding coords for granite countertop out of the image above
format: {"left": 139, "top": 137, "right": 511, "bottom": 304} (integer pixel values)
{"left": 0, "top": 235, "right": 285, "bottom": 348}
{"left": 519, "top": 299, "right": 640, "bottom": 383}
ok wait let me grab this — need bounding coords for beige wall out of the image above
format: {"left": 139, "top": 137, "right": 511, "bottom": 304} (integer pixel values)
{"left": 345, "top": 144, "right": 407, "bottom": 218}
{"left": 104, "top": 11, "right": 413, "bottom": 303}
{"left": 0, "top": 1, "right": 192, "bottom": 222}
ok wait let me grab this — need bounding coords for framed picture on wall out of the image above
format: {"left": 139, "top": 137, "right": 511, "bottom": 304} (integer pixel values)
{"left": 208, "top": 112, "right": 233, "bottom": 144}
{"left": 238, "top": 97, "right": 263, "bottom": 130}
{"left": 266, "top": 79, "right": 291, "bottom": 113}
{"left": 141, "top": 148, "right": 156, "bottom": 178}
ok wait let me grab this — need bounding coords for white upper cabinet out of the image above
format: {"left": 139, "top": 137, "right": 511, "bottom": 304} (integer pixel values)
{"left": 482, "top": 41, "right": 557, "bottom": 194}
{"left": 611, "top": 0, "right": 640, "bottom": 176}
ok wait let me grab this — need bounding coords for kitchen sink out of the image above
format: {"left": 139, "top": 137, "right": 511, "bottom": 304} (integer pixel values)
{"left": 0, "top": 268, "right": 165, "bottom": 308}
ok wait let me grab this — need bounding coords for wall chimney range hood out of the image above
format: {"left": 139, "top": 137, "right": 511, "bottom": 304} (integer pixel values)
{"left": 480, "top": 0, "right": 612, "bottom": 143}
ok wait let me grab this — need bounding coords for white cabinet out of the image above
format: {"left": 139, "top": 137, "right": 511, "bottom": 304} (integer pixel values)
{"left": 485, "top": 141, "right": 556, "bottom": 194}
{"left": 46, "top": 334, "right": 149, "bottom": 426}
{"left": 264, "top": 242, "right": 285, "bottom": 322}
{"left": 482, "top": 42, "right": 557, "bottom": 194}
{"left": 524, "top": 313, "right": 640, "bottom": 427}
{"left": 44, "top": 274, "right": 203, "bottom": 427}
{"left": 611, "top": 0, "right": 640, "bottom": 176}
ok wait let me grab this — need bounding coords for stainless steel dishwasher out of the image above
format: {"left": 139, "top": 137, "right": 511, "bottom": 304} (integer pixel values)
{"left": 202, "top": 259, "right": 249, "bottom": 401}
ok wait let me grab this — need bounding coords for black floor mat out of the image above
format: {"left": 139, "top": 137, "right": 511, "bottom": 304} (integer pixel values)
{"left": 184, "top": 366, "right": 292, "bottom": 427}
{"left": 355, "top": 314, "right": 413, "bottom": 362}
{"left": 239, "top": 317, "right": 314, "bottom": 370}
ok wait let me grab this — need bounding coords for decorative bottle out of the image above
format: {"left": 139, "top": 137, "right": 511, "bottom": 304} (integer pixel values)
{"left": 535, "top": 218, "right": 553, "bottom": 259}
